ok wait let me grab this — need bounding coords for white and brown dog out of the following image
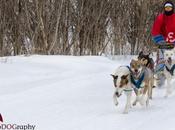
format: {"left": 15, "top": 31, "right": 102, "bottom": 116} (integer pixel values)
{"left": 163, "top": 49, "right": 175, "bottom": 97}
{"left": 111, "top": 66, "right": 132, "bottom": 114}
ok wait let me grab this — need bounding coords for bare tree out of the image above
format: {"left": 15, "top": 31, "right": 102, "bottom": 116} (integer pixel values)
{"left": 0, "top": 0, "right": 166, "bottom": 56}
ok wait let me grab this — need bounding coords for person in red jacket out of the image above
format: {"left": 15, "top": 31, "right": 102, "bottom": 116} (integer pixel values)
{"left": 152, "top": 1, "right": 175, "bottom": 44}
{"left": 151, "top": 1, "right": 175, "bottom": 87}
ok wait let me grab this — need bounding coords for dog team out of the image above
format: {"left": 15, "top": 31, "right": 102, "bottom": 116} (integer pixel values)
{"left": 111, "top": 47, "right": 175, "bottom": 114}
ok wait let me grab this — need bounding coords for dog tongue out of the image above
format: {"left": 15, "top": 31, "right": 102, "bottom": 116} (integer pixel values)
{"left": 168, "top": 58, "right": 172, "bottom": 64}
{"left": 134, "top": 72, "right": 139, "bottom": 76}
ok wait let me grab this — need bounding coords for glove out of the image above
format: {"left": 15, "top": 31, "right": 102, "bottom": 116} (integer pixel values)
{"left": 152, "top": 35, "right": 165, "bottom": 45}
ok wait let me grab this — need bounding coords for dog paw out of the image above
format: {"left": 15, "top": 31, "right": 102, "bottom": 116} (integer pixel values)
{"left": 115, "top": 102, "right": 118, "bottom": 106}
{"left": 164, "top": 95, "right": 168, "bottom": 98}
{"left": 164, "top": 91, "right": 172, "bottom": 98}
{"left": 139, "top": 99, "right": 145, "bottom": 106}
{"left": 152, "top": 85, "right": 156, "bottom": 88}
{"left": 129, "top": 105, "right": 132, "bottom": 108}
{"left": 114, "top": 100, "right": 118, "bottom": 106}
{"left": 146, "top": 100, "right": 150, "bottom": 107}
{"left": 113, "top": 97, "right": 119, "bottom": 106}
{"left": 139, "top": 102, "right": 144, "bottom": 106}
{"left": 133, "top": 103, "right": 136, "bottom": 106}
{"left": 123, "top": 111, "right": 128, "bottom": 114}
{"left": 168, "top": 90, "right": 172, "bottom": 95}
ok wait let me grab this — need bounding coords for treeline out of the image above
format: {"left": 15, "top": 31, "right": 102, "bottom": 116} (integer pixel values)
{"left": 0, "top": 0, "right": 165, "bottom": 56}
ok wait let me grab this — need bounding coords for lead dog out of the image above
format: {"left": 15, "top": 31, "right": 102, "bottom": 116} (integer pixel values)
{"left": 111, "top": 66, "right": 132, "bottom": 114}
{"left": 129, "top": 59, "right": 153, "bottom": 106}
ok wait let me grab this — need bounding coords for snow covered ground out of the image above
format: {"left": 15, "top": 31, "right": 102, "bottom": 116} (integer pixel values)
{"left": 0, "top": 55, "right": 175, "bottom": 130}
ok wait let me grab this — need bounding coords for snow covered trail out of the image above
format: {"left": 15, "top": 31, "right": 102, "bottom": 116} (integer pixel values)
{"left": 0, "top": 55, "right": 175, "bottom": 130}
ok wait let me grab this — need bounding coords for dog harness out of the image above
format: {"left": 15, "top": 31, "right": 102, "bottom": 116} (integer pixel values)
{"left": 130, "top": 73, "right": 145, "bottom": 89}
{"left": 127, "top": 66, "right": 145, "bottom": 89}
{"left": 154, "top": 64, "right": 165, "bottom": 74}
{"left": 165, "top": 64, "right": 175, "bottom": 75}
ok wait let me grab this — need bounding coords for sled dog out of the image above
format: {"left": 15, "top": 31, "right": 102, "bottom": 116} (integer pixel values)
{"left": 163, "top": 49, "right": 175, "bottom": 97}
{"left": 111, "top": 66, "right": 132, "bottom": 114}
{"left": 129, "top": 59, "right": 152, "bottom": 106}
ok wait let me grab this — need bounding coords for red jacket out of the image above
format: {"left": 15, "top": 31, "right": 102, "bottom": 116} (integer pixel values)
{"left": 152, "top": 13, "right": 175, "bottom": 43}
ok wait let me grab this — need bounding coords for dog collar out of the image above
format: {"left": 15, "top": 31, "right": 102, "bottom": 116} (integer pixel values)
{"left": 124, "top": 89, "right": 133, "bottom": 92}
{"left": 126, "top": 66, "right": 145, "bottom": 89}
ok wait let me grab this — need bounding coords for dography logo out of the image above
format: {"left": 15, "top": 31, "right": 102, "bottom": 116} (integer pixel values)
{"left": 0, "top": 114, "right": 3, "bottom": 123}
{"left": 0, "top": 113, "right": 36, "bottom": 130}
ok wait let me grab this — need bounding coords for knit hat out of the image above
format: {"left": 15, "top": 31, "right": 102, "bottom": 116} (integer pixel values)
{"left": 164, "top": 1, "right": 174, "bottom": 16}
{"left": 164, "top": 2, "right": 173, "bottom": 8}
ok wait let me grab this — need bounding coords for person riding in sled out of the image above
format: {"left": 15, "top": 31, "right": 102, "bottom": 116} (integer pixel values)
{"left": 152, "top": 1, "right": 175, "bottom": 45}
{"left": 151, "top": 1, "right": 175, "bottom": 86}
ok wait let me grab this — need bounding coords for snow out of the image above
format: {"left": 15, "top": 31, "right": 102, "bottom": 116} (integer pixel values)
{"left": 0, "top": 55, "right": 175, "bottom": 130}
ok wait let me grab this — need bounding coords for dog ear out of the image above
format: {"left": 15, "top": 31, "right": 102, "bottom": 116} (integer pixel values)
{"left": 130, "top": 59, "right": 135, "bottom": 66}
{"left": 136, "top": 59, "right": 141, "bottom": 64}
{"left": 144, "top": 59, "right": 148, "bottom": 65}
{"left": 131, "top": 59, "right": 135, "bottom": 63}
{"left": 140, "top": 58, "right": 147, "bottom": 65}
{"left": 121, "top": 74, "right": 129, "bottom": 79}
{"left": 110, "top": 74, "right": 115, "bottom": 78}
{"left": 126, "top": 74, "right": 129, "bottom": 78}
{"left": 110, "top": 74, "right": 118, "bottom": 79}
